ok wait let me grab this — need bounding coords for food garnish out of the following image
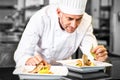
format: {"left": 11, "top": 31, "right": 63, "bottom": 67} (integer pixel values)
{"left": 38, "top": 65, "right": 53, "bottom": 74}
{"left": 29, "top": 61, "right": 53, "bottom": 74}
{"left": 76, "top": 60, "right": 82, "bottom": 67}
{"left": 90, "top": 45, "right": 96, "bottom": 58}
{"left": 76, "top": 54, "right": 95, "bottom": 67}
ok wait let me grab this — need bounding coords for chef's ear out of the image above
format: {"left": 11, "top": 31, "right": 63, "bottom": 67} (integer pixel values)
{"left": 56, "top": 8, "right": 62, "bottom": 17}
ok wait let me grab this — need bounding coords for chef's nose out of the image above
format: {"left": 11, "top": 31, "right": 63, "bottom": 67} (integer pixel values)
{"left": 71, "top": 20, "right": 77, "bottom": 28}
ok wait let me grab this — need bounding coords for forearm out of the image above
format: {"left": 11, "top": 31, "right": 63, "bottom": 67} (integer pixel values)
{"left": 79, "top": 24, "right": 98, "bottom": 59}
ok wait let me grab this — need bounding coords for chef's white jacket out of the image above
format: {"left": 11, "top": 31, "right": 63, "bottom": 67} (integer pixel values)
{"left": 14, "top": 5, "right": 98, "bottom": 67}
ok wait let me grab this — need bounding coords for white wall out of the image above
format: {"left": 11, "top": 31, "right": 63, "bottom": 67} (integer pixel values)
{"left": 49, "top": 0, "right": 58, "bottom": 4}
{"left": 110, "top": 0, "right": 120, "bottom": 55}
{"left": 91, "top": 0, "right": 100, "bottom": 29}
{"left": 26, "top": 0, "right": 44, "bottom": 7}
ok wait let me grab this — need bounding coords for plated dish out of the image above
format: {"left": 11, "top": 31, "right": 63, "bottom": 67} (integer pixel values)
{"left": 57, "top": 59, "right": 112, "bottom": 73}
{"left": 13, "top": 66, "right": 68, "bottom": 79}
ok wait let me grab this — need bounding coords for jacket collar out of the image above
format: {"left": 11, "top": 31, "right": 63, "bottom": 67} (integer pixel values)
{"left": 76, "top": 13, "right": 92, "bottom": 34}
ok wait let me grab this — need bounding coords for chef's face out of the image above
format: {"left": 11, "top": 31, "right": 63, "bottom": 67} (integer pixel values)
{"left": 57, "top": 8, "right": 83, "bottom": 33}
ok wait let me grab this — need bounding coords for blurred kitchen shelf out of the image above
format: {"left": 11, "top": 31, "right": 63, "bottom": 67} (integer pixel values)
{"left": 0, "top": 19, "right": 13, "bottom": 24}
{"left": 0, "top": 5, "right": 16, "bottom": 9}
{"left": 0, "top": 0, "right": 17, "bottom": 28}
{"left": 0, "top": 0, "right": 17, "bottom": 6}
{"left": 0, "top": 20, "right": 13, "bottom": 32}
{"left": 24, "top": 5, "right": 44, "bottom": 10}
{"left": 0, "top": 32, "right": 21, "bottom": 43}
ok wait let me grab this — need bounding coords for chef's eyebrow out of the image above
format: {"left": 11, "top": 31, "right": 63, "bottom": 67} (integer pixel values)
{"left": 67, "top": 16, "right": 83, "bottom": 21}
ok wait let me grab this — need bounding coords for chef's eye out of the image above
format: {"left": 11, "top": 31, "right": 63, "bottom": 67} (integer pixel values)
{"left": 76, "top": 18, "right": 82, "bottom": 21}
{"left": 68, "top": 17, "right": 74, "bottom": 21}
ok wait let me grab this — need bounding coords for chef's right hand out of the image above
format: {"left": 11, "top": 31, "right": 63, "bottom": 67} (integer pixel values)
{"left": 25, "top": 54, "right": 48, "bottom": 66}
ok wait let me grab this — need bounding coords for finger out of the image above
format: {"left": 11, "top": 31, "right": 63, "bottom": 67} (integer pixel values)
{"left": 96, "top": 48, "right": 107, "bottom": 54}
{"left": 42, "top": 59, "right": 48, "bottom": 65}
{"left": 29, "top": 57, "right": 38, "bottom": 66}
{"left": 95, "top": 52, "right": 107, "bottom": 61}
{"left": 101, "top": 51, "right": 108, "bottom": 57}
{"left": 30, "top": 62, "right": 36, "bottom": 66}
{"left": 33, "top": 57, "right": 40, "bottom": 65}
{"left": 95, "top": 55, "right": 108, "bottom": 62}
{"left": 92, "top": 45, "right": 105, "bottom": 53}
{"left": 35, "top": 55, "right": 43, "bottom": 62}
{"left": 26, "top": 60, "right": 36, "bottom": 66}
{"left": 25, "top": 57, "right": 33, "bottom": 65}
{"left": 25, "top": 57, "right": 39, "bottom": 66}
{"left": 34, "top": 55, "right": 48, "bottom": 66}
{"left": 96, "top": 51, "right": 108, "bottom": 59}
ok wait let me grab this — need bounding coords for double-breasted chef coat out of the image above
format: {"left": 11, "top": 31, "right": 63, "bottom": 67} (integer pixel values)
{"left": 14, "top": 5, "right": 98, "bottom": 67}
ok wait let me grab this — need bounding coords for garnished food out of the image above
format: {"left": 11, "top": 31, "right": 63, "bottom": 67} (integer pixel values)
{"left": 90, "top": 45, "right": 96, "bottom": 58}
{"left": 29, "top": 61, "right": 53, "bottom": 74}
{"left": 76, "top": 60, "right": 82, "bottom": 66}
{"left": 76, "top": 54, "right": 95, "bottom": 67}
{"left": 38, "top": 65, "right": 53, "bottom": 74}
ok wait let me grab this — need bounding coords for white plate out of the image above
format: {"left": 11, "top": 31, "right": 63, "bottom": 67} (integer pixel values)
{"left": 57, "top": 59, "right": 112, "bottom": 73}
{"left": 13, "top": 66, "right": 68, "bottom": 80}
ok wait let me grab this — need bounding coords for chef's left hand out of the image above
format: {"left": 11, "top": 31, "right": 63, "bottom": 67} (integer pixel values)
{"left": 91, "top": 45, "right": 108, "bottom": 62}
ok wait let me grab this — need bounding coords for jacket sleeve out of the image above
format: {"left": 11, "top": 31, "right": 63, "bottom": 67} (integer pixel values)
{"left": 14, "top": 12, "right": 44, "bottom": 67}
{"left": 80, "top": 23, "right": 98, "bottom": 60}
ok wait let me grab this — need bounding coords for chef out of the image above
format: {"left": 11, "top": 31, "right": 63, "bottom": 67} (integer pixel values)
{"left": 14, "top": 0, "right": 108, "bottom": 67}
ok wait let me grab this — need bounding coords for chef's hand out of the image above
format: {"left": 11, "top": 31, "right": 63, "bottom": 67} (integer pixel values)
{"left": 25, "top": 54, "right": 48, "bottom": 66}
{"left": 91, "top": 45, "right": 108, "bottom": 62}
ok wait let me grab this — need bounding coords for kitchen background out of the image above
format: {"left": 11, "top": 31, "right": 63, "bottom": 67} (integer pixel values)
{"left": 0, "top": 0, "right": 120, "bottom": 79}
